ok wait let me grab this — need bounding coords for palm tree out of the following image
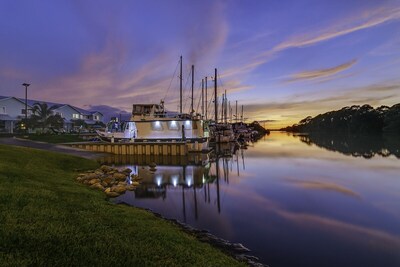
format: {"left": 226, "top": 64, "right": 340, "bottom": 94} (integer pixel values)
{"left": 31, "top": 103, "right": 64, "bottom": 132}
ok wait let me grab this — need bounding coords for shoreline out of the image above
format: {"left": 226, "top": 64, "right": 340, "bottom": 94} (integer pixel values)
{"left": 116, "top": 201, "right": 267, "bottom": 267}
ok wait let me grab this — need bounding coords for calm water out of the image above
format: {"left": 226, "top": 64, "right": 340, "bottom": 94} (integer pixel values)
{"left": 101, "top": 132, "right": 400, "bottom": 267}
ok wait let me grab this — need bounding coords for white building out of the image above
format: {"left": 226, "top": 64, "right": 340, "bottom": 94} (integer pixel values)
{"left": 0, "top": 96, "right": 103, "bottom": 133}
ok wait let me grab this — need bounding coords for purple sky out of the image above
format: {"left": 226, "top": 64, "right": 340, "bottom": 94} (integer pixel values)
{"left": 1, "top": 0, "right": 400, "bottom": 128}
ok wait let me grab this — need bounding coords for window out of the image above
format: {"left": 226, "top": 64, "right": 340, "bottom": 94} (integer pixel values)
{"left": 151, "top": 121, "right": 163, "bottom": 131}
{"left": 1, "top": 107, "right": 6, "bottom": 114}
{"left": 167, "top": 120, "right": 179, "bottom": 130}
{"left": 21, "top": 109, "right": 26, "bottom": 115}
{"left": 72, "top": 114, "right": 80, "bottom": 119}
{"left": 56, "top": 112, "right": 63, "bottom": 117}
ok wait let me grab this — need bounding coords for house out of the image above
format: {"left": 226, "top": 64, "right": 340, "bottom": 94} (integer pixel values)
{"left": 0, "top": 96, "right": 33, "bottom": 133}
{"left": 0, "top": 96, "right": 103, "bottom": 133}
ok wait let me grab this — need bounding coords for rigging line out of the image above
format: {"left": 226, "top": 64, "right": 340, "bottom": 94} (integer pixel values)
{"left": 195, "top": 81, "right": 202, "bottom": 113}
{"left": 163, "top": 59, "right": 180, "bottom": 102}
{"left": 182, "top": 69, "right": 192, "bottom": 112}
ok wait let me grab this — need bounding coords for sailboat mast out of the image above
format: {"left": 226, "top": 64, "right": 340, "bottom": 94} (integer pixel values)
{"left": 191, "top": 65, "right": 194, "bottom": 114}
{"left": 180, "top": 56, "right": 183, "bottom": 114}
{"left": 224, "top": 90, "right": 227, "bottom": 124}
{"left": 201, "top": 79, "right": 204, "bottom": 118}
{"left": 241, "top": 105, "right": 244, "bottom": 123}
{"left": 205, "top": 77, "right": 208, "bottom": 120}
{"left": 214, "top": 68, "right": 218, "bottom": 123}
{"left": 235, "top": 100, "right": 238, "bottom": 123}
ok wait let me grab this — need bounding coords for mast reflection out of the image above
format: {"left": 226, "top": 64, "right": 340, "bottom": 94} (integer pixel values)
{"left": 100, "top": 143, "right": 248, "bottom": 221}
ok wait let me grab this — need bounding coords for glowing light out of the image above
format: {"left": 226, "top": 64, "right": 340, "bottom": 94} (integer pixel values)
{"left": 155, "top": 121, "right": 160, "bottom": 127}
{"left": 185, "top": 120, "right": 191, "bottom": 126}
{"left": 172, "top": 175, "right": 179, "bottom": 187}
{"left": 186, "top": 175, "right": 193, "bottom": 187}
{"left": 155, "top": 174, "right": 163, "bottom": 186}
{"left": 171, "top": 121, "right": 176, "bottom": 126}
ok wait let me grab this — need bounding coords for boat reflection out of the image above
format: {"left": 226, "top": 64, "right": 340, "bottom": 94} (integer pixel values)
{"left": 99, "top": 145, "right": 247, "bottom": 223}
{"left": 297, "top": 133, "right": 400, "bottom": 158}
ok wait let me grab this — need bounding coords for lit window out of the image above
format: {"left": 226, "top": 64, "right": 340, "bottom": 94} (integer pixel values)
{"left": 168, "top": 120, "right": 179, "bottom": 130}
{"left": 151, "top": 121, "right": 163, "bottom": 131}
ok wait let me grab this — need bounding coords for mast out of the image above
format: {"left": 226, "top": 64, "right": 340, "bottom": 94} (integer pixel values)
{"left": 235, "top": 100, "right": 238, "bottom": 123}
{"left": 191, "top": 65, "right": 194, "bottom": 114}
{"left": 214, "top": 68, "right": 218, "bottom": 123}
{"left": 241, "top": 105, "right": 244, "bottom": 123}
{"left": 201, "top": 79, "right": 204, "bottom": 118}
{"left": 205, "top": 77, "right": 208, "bottom": 120}
{"left": 221, "top": 93, "right": 225, "bottom": 124}
{"left": 224, "top": 90, "right": 227, "bottom": 124}
{"left": 179, "top": 56, "right": 183, "bottom": 114}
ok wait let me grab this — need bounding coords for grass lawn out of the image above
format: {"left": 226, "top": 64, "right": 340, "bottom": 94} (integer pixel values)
{"left": 21, "top": 134, "right": 85, "bottom": 144}
{"left": 0, "top": 145, "right": 245, "bottom": 266}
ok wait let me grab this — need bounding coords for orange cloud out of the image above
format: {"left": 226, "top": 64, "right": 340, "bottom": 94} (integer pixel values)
{"left": 287, "top": 59, "right": 357, "bottom": 82}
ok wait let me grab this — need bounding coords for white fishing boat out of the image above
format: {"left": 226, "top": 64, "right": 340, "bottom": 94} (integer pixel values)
{"left": 96, "top": 102, "right": 210, "bottom": 150}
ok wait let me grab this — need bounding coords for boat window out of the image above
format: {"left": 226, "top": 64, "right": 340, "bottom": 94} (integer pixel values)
{"left": 167, "top": 121, "right": 179, "bottom": 130}
{"left": 151, "top": 121, "right": 163, "bottom": 131}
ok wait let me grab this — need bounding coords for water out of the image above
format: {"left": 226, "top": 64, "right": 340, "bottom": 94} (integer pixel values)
{"left": 100, "top": 132, "right": 400, "bottom": 267}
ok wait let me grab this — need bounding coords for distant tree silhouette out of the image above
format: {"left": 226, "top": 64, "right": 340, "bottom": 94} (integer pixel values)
{"left": 281, "top": 103, "right": 400, "bottom": 134}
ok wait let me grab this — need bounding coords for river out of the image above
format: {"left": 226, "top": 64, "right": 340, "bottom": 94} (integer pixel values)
{"left": 99, "top": 132, "right": 400, "bottom": 267}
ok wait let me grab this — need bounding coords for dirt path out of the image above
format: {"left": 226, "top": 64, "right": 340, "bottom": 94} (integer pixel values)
{"left": 0, "top": 138, "right": 107, "bottom": 160}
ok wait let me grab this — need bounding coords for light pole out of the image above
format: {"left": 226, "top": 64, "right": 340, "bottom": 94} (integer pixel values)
{"left": 22, "top": 83, "right": 30, "bottom": 134}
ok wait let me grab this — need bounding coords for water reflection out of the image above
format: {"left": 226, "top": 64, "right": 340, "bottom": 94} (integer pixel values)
{"left": 298, "top": 133, "right": 400, "bottom": 158}
{"left": 98, "top": 133, "right": 400, "bottom": 267}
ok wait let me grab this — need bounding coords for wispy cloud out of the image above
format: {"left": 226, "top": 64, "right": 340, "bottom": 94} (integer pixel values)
{"left": 260, "top": 6, "right": 400, "bottom": 59}
{"left": 287, "top": 59, "right": 357, "bottom": 82}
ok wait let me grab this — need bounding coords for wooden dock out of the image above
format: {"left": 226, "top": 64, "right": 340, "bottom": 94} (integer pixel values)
{"left": 65, "top": 140, "right": 208, "bottom": 156}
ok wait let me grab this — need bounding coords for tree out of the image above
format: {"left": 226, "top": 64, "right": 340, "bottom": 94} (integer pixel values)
{"left": 30, "top": 103, "right": 64, "bottom": 132}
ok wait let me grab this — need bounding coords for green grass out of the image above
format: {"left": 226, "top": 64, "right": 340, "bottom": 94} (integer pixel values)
{"left": 0, "top": 145, "right": 244, "bottom": 266}
{"left": 21, "top": 134, "right": 85, "bottom": 143}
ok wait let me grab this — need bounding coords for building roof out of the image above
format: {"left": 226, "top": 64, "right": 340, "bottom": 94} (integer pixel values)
{"left": 0, "top": 95, "right": 101, "bottom": 117}
{"left": 0, "top": 114, "right": 16, "bottom": 121}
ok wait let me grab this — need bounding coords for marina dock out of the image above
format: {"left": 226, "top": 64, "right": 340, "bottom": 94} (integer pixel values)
{"left": 65, "top": 140, "right": 208, "bottom": 156}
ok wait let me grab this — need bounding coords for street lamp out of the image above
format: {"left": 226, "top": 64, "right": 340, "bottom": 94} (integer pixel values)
{"left": 22, "top": 83, "right": 30, "bottom": 134}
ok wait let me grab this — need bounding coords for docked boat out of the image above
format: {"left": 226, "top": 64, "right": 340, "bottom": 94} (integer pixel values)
{"left": 96, "top": 103, "right": 210, "bottom": 151}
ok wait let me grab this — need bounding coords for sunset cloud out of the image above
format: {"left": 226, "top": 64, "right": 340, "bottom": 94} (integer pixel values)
{"left": 287, "top": 59, "right": 357, "bottom": 82}
{"left": 261, "top": 6, "right": 400, "bottom": 58}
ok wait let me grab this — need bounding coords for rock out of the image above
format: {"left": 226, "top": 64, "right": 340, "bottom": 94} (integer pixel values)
{"left": 82, "top": 173, "right": 98, "bottom": 180}
{"left": 132, "top": 176, "right": 143, "bottom": 181}
{"left": 131, "top": 181, "right": 140, "bottom": 186}
{"left": 88, "top": 178, "right": 100, "bottom": 185}
{"left": 113, "top": 173, "right": 127, "bottom": 181}
{"left": 117, "top": 181, "right": 127, "bottom": 186}
{"left": 112, "top": 185, "right": 127, "bottom": 194}
{"left": 90, "top": 183, "right": 104, "bottom": 191}
{"left": 103, "top": 177, "right": 115, "bottom": 186}
{"left": 94, "top": 170, "right": 103, "bottom": 175}
{"left": 100, "top": 165, "right": 113, "bottom": 173}
{"left": 101, "top": 181, "right": 108, "bottom": 187}
{"left": 121, "top": 168, "right": 132, "bottom": 174}
{"left": 149, "top": 162, "right": 157, "bottom": 168}
{"left": 105, "top": 191, "right": 120, "bottom": 197}
{"left": 104, "top": 187, "right": 111, "bottom": 193}
{"left": 126, "top": 184, "right": 136, "bottom": 191}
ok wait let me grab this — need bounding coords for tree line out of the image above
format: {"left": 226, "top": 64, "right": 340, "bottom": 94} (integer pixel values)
{"left": 281, "top": 104, "right": 400, "bottom": 134}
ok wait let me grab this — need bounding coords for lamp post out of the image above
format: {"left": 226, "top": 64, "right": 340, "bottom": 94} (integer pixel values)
{"left": 22, "top": 83, "right": 30, "bottom": 134}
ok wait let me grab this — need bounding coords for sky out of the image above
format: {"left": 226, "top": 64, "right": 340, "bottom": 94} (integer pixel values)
{"left": 1, "top": 0, "right": 400, "bottom": 129}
